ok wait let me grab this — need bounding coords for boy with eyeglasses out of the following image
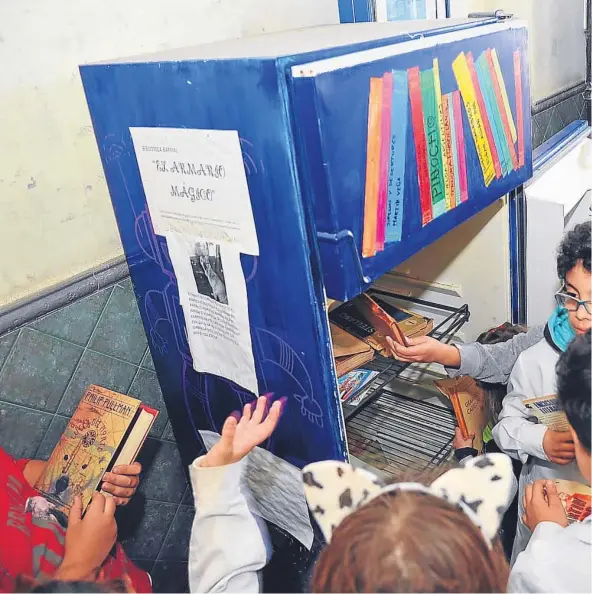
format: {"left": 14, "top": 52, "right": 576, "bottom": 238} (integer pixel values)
{"left": 492, "top": 221, "right": 591, "bottom": 563}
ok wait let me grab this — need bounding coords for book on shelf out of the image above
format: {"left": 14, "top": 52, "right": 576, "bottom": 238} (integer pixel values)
{"left": 34, "top": 385, "right": 158, "bottom": 514}
{"left": 338, "top": 368, "right": 379, "bottom": 404}
{"left": 335, "top": 350, "right": 375, "bottom": 378}
{"left": 554, "top": 480, "right": 592, "bottom": 524}
{"left": 368, "top": 292, "right": 434, "bottom": 338}
{"left": 523, "top": 395, "right": 570, "bottom": 431}
{"left": 434, "top": 376, "right": 487, "bottom": 452}
{"left": 330, "top": 292, "right": 433, "bottom": 356}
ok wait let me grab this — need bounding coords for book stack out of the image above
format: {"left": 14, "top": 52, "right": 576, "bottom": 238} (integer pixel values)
{"left": 362, "top": 47, "right": 525, "bottom": 258}
{"left": 329, "top": 291, "right": 433, "bottom": 382}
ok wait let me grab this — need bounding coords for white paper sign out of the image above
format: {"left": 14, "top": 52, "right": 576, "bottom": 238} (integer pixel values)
{"left": 167, "top": 232, "right": 258, "bottom": 395}
{"left": 130, "top": 128, "right": 259, "bottom": 255}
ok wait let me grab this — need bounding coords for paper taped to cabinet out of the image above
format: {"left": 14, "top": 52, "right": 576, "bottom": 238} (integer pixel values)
{"left": 167, "top": 232, "right": 258, "bottom": 395}
{"left": 130, "top": 127, "right": 259, "bottom": 255}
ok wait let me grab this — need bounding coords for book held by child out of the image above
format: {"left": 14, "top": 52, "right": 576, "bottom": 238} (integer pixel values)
{"left": 434, "top": 376, "right": 488, "bottom": 452}
{"left": 554, "top": 479, "right": 592, "bottom": 524}
{"left": 34, "top": 385, "right": 158, "bottom": 513}
{"left": 523, "top": 395, "right": 570, "bottom": 431}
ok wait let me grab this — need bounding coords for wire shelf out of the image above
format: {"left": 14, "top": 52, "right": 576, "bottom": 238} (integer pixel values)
{"left": 347, "top": 389, "right": 457, "bottom": 478}
{"left": 342, "top": 291, "right": 470, "bottom": 421}
{"left": 339, "top": 291, "right": 470, "bottom": 477}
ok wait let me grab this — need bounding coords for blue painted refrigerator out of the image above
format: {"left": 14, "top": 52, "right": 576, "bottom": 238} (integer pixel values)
{"left": 80, "top": 16, "right": 532, "bottom": 575}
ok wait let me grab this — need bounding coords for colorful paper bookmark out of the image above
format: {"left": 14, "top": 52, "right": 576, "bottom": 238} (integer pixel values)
{"left": 491, "top": 48, "right": 517, "bottom": 144}
{"left": 376, "top": 72, "right": 393, "bottom": 252}
{"left": 433, "top": 59, "right": 454, "bottom": 211}
{"left": 408, "top": 66, "right": 432, "bottom": 226}
{"left": 448, "top": 93, "right": 462, "bottom": 206}
{"left": 386, "top": 70, "right": 408, "bottom": 243}
{"left": 452, "top": 90, "right": 468, "bottom": 203}
{"left": 466, "top": 52, "right": 501, "bottom": 180}
{"left": 362, "top": 77, "right": 382, "bottom": 258}
{"left": 514, "top": 49, "right": 525, "bottom": 169}
{"left": 486, "top": 49, "right": 518, "bottom": 171}
{"left": 475, "top": 52, "right": 509, "bottom": 176}
{"left": 421, "top": 68, "right": 446, "bottom": 219}
{"left": 441, "top": 92, "right": 457, "bottom": 208}
{"left": 452, "top": 52, "right": 495, "bottom": 187}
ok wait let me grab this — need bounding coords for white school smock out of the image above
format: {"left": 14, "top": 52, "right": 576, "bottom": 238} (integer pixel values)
{"left": 188, "top": 456, "right": 270, "bottom": 593}
{"left": 492, "top": 336, "right": 586, "bottom": 563}
{"left": 508, "top": 516, "right": 592, "bottom": 593}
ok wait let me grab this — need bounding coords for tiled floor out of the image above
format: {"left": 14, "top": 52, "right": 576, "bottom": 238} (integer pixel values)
{"left": 0, "top": 279, "right": 190, "bottom": 592}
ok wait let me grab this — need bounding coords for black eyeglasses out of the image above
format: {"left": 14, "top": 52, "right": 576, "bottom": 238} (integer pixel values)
{"left": 555, "top": 291, "right": 592, "bottom": 316}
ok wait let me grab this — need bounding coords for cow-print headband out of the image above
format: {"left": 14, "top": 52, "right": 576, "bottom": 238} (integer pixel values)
{"left": 302, "top": 453, "right": 514, "bottom": 547}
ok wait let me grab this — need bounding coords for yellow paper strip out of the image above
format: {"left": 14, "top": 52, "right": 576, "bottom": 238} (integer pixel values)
{"left": 452, "top": 52, "right": 495, "bottom": 186}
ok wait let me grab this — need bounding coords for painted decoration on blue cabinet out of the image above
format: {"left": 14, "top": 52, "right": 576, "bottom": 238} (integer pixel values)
{"left": 290, "top": 23, "right": 532, "bottom": 300}
{"left": 80, "top": 59, "right": 347, "bottom": 476}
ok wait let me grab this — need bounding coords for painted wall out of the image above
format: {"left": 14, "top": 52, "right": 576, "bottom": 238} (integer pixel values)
{"left": 0, "top": 0, "right": 339, "bottom": 308}
{"left": 449, "top": 0, "right": 587, "bottom": 102}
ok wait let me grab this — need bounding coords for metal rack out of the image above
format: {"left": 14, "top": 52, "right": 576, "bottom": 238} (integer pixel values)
{"left": 341, "top": 292, "right": 470, "bottom": 477}
{"left": 342, "top": 292, "right": 470, "bottom": 421}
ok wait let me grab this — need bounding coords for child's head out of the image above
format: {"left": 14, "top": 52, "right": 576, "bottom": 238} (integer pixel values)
{"left": 304, "top": 456, "right": 512, "bottom": 593}
{"left": 556, "top": 330, "right": 591, "bottom": 482}
{"left": 476, "top": 322, "right": 527, "bottom": 422}
{"left": 556, "top": 222, "right": 591, "bottom": 336}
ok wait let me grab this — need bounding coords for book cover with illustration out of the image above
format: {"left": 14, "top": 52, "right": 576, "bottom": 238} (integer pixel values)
{"left": 339, "top": 369, "right": 379, "bottom": 404}
{"left": 435, "top": 376, "right": 488, "bottom": 452}
{"left": 523, "top": 395, "right": 570, "bottom": 431}
{"left": 555, "top": 480, "right": 592, "bottom": 524}
{"left": 34, "top": 385, "right": 157, "bottom": 513}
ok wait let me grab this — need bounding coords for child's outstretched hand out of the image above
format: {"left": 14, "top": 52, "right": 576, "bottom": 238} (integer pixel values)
{"left": 452, "top": 427, "right": 475, "bottom": 450}
{"left": 386, "top": 335, "right": 461, "bottom": 367}
{"left": 523, "top": 479, "right": 568, "bottom": 531}
{"left": 201, "top": 395, "right": 284, "bottom": 468}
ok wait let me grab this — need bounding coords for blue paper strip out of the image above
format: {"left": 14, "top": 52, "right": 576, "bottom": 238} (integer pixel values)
{"left": 385, "top": 70, "right": 408, "bottom": 243}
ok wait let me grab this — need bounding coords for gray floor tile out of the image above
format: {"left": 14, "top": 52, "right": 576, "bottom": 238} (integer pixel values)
{"left": 36, "top": 415, "right": 70, "bottom": 460}
{"left": 141, "top": 348, "right": 155, "bottom": 371}
{"left": 158, "top": 505, "right": 195, "bottom": 562}
{"left": 161, "top": 421, "right": 175, "bottom": 441}
{"left": 119, "top": 498, "right": 177, "bottom": 560}
{"left": 31, "top": 288, "right": 112, "bottom": 347}
{"left": 130, "top": 558, "right": 155, "bottom": 576}
{"left": 0, "top": 329, "right": 83, "bottom": 413}
{"left": 58, "top": 350, "right": 138, "bottom": 416}
{"left": 89, "top": 285, "right": 147, "bottom": 365}
{"left": 0, "top": 331, "right": 18, "bottom": 370}
{"left": 137, "top": 439, "right": 187, "bottom": 504}
{"left": 128, "top": 369, "right": 168, "bottom": 437}
{"left": 0, "top": 402, "right": 53, "bottom": 459}
{"left": 150, "top": 561, "right": 189, "bottom": 593}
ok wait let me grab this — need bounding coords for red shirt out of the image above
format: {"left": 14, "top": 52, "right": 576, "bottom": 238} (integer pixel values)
{"left": 0, "top": 447, "right": 151, "bottom": 592}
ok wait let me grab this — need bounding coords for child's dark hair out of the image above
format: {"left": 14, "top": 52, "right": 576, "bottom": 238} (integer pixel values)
{"left": 556, "top": 330, "right": 591, "bottom": 452}
{"left": 476, "top": 322, "right": 527, "bottom": 423}
{"left": 15, "top": 576, "right": 127, "bottom": 593}
{"left": 556, "top": 222, "right": 591, "bottom": 280}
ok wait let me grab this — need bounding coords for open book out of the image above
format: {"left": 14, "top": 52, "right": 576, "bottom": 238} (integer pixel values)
{"left": 555, "top": 480, "right": 592, "bottom": 524}
{"left": 434, "top": 376, "right": 488, "bottom": 452}
{"left": 523, "top": 395, "right": 570, "bottom": 431}
{"left": 34, "top": 385, "right": 158, "bottom": 513}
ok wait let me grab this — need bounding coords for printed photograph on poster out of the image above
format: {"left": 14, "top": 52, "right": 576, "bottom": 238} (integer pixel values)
{"left": 191, "top": 241, "right": 228, "bottom": 305}
{"left": 166, "top": 232, "right": 258, "bottom": 396}
{"left": 129, "top": 127, "right": 259, "bottom": 255}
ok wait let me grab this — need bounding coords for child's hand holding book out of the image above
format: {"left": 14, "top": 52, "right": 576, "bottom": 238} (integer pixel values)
{"left": 522, "top": 479, "right": 568, "bottom": 532}
{"left": 542, "top": 430, "right": 575, "bottom": 465}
